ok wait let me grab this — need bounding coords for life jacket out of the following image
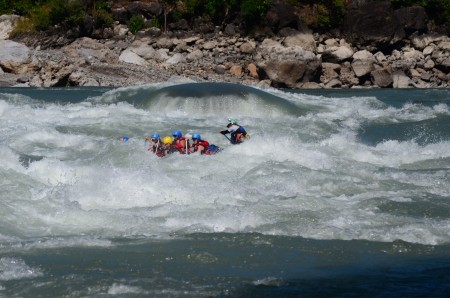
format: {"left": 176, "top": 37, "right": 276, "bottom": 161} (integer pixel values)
{"left": 174, "top": 137, "right": 191, "bottom": 154}
{"left": 230, "top": 126, "right": 247, "bottom": 144}
{"left": 155, "top": 147, "right": 166, "bottom": 157}
{"left": 194, "top": 140, "right": 209, "bottom": 154}
{"left": 148, "top": 140, "right": 166, "bottom": 157}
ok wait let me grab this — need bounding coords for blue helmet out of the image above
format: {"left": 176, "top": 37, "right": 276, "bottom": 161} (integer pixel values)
{"left": 192, "top": 133, "right": 201, "bottom": 140}
{"left": 172, "top": 130, "right": 182, "bottom": 138}
{"left": 151, "top": 133, "right": 160, "bottom": 139}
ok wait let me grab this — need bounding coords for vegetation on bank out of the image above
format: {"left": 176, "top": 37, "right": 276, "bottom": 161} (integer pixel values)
{"left": 1, "top": 0, "right": 450, "bottom": 37}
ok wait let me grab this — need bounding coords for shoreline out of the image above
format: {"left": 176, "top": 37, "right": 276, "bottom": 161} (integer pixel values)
{"left": 1, "top": 18, "right": 450, "bottom": 89}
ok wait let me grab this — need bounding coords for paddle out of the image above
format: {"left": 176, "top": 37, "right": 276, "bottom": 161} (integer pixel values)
{"left": 222, "top": 133, "right": 232, "bottom": 143}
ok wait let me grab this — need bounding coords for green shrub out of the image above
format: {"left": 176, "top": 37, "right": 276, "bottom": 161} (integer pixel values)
{"left": 9, "top": 17, "right": 35, "bottom": 36}
{"left": 31, "top": 6, "right": 51, "bottom": 31}
{"left": 129, "top": 15, "right": 145, "bottom": 34}
{"left": 95, "top": 0, "right": 111, "bottom": 11}
{"left": 0, "top": 0, "right": 9, "bottom": 14}
{"left": 148, "top": 16, "right": 161, "bottom": 28}
{"left": 240, "top": 0, "right": 270, "bottom": 22}
{"left": 13, "top": 0, "right": 35, "bottom": 15}
{"left": 93, "top": 8, "right": 113, "bottom": 28}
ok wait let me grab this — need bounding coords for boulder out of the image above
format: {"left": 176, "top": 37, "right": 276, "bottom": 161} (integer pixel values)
{"left": 371, "top": 67, "right": 393, "bottom": 87}
{"left": 202, "top": 40, "right": 218, "bottom": 50}
{"left": 411, "top": 33, "right": 447, "bottom": 50}
{"left": 129, "top": 44, "right": 156, "bottom": 59}
{"left": 247, "top": 63, "right": 259, "bottom": 79}
{"left": 240, "top": 41, "right": 256, "bottom": 54}
{"left": 352, "top": 50, "right": 375, "bottom": 61}
{"left": 351, "top": 60, "right": 375, "bottom": 77}
{"left": 262, "top": 59, "right": 307, "bottom": 87}
{"left": 325, "top": 78, "right": 342, "bottom": 88}
{"left": 256, "top": 39, "right": 321, "bottom": 87}
{"left": 0, "top": 40, "right": 30, "bottom": 73}
{"left": 215, "top": 65, "right": 226, "bottom": 74}
{"left": 165, "top": 53, "right": 185, "bottom": 65}
{"left": 69, "top": 71, "right": 100, "bottom": 86}
{"left": 186, "top": 49, "right": 203, "bottom": 62}
{"left": 119, "top": 49, "right": 148, "bottom": 66}
{"left": 0, "top": 15, "right": 21, "bottom": 40}
{"left": 280, "top": 27, "right": 316, "bottom": 52}
{"left": 392, "top": 70, "right": 411, "bottom": 88}
{"left": 63, "top": 37, "right": 118, "bottom": 65}
{"left": 422, "top": 45, "right": 434, "bottom": 56}
{"left": 230, "top": 65, "right": 243, "bottom": 77}
{"left": 322, "top": 46, "right": 354, "bottom": 63}
{"left": 374, "top": 52, "right": 387, "bottom": 63}
{"left": 340, "top": 64, "right": 359, "bottom": 86}
{"left": 154, "top": 49, "right": 170, "bottom": 62}
{"left": 320, "top": 62, "right": 340, "bottom": 84}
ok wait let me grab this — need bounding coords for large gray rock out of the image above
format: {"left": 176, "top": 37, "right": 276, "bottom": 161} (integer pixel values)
{"left": 165, "top": 53, "right": 185, "bottom": 65}
{"left": 351, "top": 60, "right": 375, "bottom": 77}
{"left": 186, "top": 49, "right": 203, "bottom": 62}
{"left": 262, "top": 59, "right": 308, "bottom": 87}
{"left": 320, "top": 62, "right": 340, "bottom": 84}
{"left": 256, "top": 39, "right": 321, "bottom": 87}
{"left": 351, "top": 50, "right": 375, "bottom": 78}
{"left": 63, "top": 37, "right": 118, "bottom": 65}
{"left": 322, "top": 45, "right": 354, "bottom": 63}
{"left": 392, "top": 70, "right": 411, "bottom": 88}
{"left": 119, "top": 49, "right": 148, "bottom": 66}
{"left": 280, "top": 27, "right": 316, "bottom": 52}
{"left": 371, "top": 67, "right": 393, "bottom": 87}
{"left": 129, "top": 44, "right": 156, "bottom": 59}
{"left": 411, "top": 33, "right": 447, "bottom": 50}
{"left": 0, "top": 40, "right": 30, "bottom": 73}
{"left": 0, "top": 15, "right": 21, "bottom": 40}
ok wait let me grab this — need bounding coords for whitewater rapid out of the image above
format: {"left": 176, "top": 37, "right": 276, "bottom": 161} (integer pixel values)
{"left": 1, "top": 84, "right": 449, "bottom": 248}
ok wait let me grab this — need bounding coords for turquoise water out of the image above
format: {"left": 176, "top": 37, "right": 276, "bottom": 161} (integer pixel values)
{"left": 0, "top": 84, "right": 449, "bottom": 297}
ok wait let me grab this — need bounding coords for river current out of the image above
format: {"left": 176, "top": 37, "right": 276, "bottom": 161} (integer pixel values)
{"left": 0, "top": 83, "right": 449, "bottom": 297}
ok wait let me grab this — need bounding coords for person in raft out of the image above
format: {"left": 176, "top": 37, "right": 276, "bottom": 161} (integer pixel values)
{"left": 220, "top": 119, "right": 249, "bottom": 144}
{"left": 190, "top": 133, "right": 221, "bottom": 155}
{"left": 172, "top": 130, "right": 191, "bottom": 154}
{"left": 146, "top": 133, "right": 166, "bottom": 157}
{"left": 161, "top": 136, "right": 177, "bottom": 156}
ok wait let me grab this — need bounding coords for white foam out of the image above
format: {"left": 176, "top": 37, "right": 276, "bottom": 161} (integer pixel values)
{"left": 107, "top": 283, "right": 146, "bottom": 295}
{"left": 0, "top": 257, "right": 43, "bottom": 281}
{"left": 0, "top": 86, "right": 449, "bottom": 245}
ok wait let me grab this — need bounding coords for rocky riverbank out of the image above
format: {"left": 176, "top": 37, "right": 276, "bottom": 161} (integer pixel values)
{"left": 1, "top": 1, "right": 450, "bottom": 88}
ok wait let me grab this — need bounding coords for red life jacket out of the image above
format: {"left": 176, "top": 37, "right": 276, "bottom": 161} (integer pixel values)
{"left": 195, "top": 140, "right": 209, "bottom": 154}
{"left": 174, "top": 137, "right": 190, "bottom": 154}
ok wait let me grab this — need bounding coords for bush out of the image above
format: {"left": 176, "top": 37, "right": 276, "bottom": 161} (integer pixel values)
{"left": 93, "top": 8, "right": 113, "bottom": 28}
{"left": 129, "top": 15, "right": 145, "bottom": 34}
{"left": 241, "top": 0, "right": 270, "bottom": 18}
{"left": 0, "top": 0, "right": 9, "bottom": 14}
{"left": 31, "top": 6, "right": 51, "bottom": 31}
{"left": 9, "top": 17, "right": 35, "bottom": 36}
